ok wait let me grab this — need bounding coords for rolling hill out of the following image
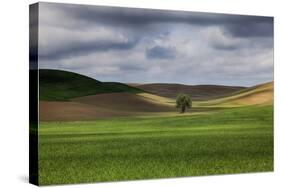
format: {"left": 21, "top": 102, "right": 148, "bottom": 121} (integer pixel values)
{"left": 39, "top": 69, "right": 143, "bottom": 101}
{"left": 196, "top": 82, "right": 273, "bottom": 107}
{"left": 38, "top": 69, "right": 273, "bottom": 121}
{"left": 134, "top": 83, "right": 246, "bottom": 100}
{"left": 72, "top": 93, "right": 175, "bottom": 112}
{"left": 39, "top": 69, "right": 176, "bottom": 121}
{"left": 40, "top": 93, "right": 175, "bottom": 121}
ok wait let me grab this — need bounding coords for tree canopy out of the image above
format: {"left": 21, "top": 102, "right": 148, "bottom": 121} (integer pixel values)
{"left": 176, "top": 94, "right": 192, "bottom": 113}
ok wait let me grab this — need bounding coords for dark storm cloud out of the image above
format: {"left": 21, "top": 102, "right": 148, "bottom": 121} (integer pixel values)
{"left": 40, "top": 38, "right": 139, "bottom": 60}
{"left": 224, "top": 20, "right": 273, "bottom": 37}
{"left": 38, "top": 2, "right": 274, "bottom": 86}
{"left": 49, "top": 3, "right": 273, "bottom": 38}
{"left": 146, "top": 46, "right": 176, "bottom": 59}
{"left": 40, "top": 2, "right": 273, "bottom": 61}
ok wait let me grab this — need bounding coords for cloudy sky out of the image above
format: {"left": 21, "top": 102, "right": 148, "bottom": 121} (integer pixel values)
{"left": 37, "top": 2, "right": 273, "bottom": 86}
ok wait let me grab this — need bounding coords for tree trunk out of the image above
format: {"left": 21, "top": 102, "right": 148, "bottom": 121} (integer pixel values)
{"left": 181, "top": 105, "right": 186, "bottom": 113}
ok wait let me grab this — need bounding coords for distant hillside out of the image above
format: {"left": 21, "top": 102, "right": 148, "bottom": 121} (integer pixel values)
{"left": 135, "top": 83, "right": 246, "bottom": 101}
{"left": 197, "top": 82, "right": 273, "bottom": 107}
{"left": 39, "top": 69, "right": 143, "bottom": 101}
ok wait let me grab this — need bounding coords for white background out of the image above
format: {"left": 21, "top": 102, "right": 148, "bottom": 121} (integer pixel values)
{"left": 0, "top": 0, "right": 280, "bottom": 187}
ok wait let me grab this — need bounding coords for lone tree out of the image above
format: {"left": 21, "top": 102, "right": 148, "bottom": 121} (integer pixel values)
{"left": 176, "top": 94, "right": 192, "bottom": 113}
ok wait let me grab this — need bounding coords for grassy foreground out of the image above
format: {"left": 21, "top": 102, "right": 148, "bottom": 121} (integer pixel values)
{"left": 39, "top": 105, "right": 273, "bottom": 185}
